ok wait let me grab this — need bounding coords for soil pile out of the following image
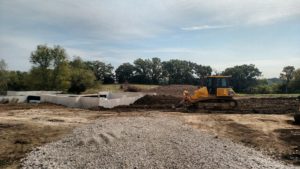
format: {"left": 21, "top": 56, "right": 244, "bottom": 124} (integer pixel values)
{"left": 141, "top": 85, "right": 299, "bottom": 113}
{"left": 120, "top": 95, "right": 299, "bottom": 114}
{"left": 143, "top": 85, "right": 197, "bottom": 97}
{"left": 134, "top": 95, "right": 181, "bottom": 105}
{"left": 104, "top": 95, "right": 182, "bottom": 110}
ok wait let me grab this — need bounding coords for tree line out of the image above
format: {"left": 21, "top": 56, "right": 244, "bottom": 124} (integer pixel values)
{"left": 0, "top": 45, "right": 299, "bottom": 94}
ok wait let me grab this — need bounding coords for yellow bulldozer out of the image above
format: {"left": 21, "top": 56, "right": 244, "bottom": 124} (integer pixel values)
{"left": 178, "top": 75, "right": 238, "bottom": 110}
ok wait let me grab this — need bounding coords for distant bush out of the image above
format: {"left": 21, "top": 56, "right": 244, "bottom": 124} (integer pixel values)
{"left": 122, "top": 84, "right": 141, "bottom": 92}
{"left": 251, "top": 85, "right": 273, "bottom": 94}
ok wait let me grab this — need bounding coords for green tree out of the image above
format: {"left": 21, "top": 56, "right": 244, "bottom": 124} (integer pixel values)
{"left": 194, "top": 64, "right": 212, "bottom": 85}
{"left": 29, "top": 44, "right": 71, "bottom": 90}
{"left": 27, "top": 67, "right": 51, "bottom": 90}
{"left": 7, "top": 71, "right": 29, "bottom": 91}
{"left": 133, "top": 58, "right": 152, "bottom": 84}
{"left": 115, "top": 63, "right": 136, "bottom": 83}
{"left": 251, "top": 79, "right": 273, "bottom": 94}
{"left": 30, "top": 45, "right": 52, "bottom": 89}
{"left": 68, "top": 57, "right": 96, "bottom": 94}
{"left": 162, "top": 60, "right": 196, "bottom": 84}
{"left": 194, "top": 64, "right": 212, "bottom": 79}
{"left": 149, "top": 57, "right": 163, "bottom": 84}
{"left": 280, "top": 66, "right": 295, "bottom": 93}
{"left": 289, "top": 68, "right": 300, "bottom": 92}
{"left": 130, "top": 57, "right": 164, "bottom": 84}
{"left": 69, "top": 56, "right": 86, "bottom": 68}
{"left": 0, "top": 59, "right": 8, "bottom": 92}
{"left": 85, "top": 61, "right": 115, "bottom": 84}
{"left": 51, "top": 45, "right": 70, "bottom": 90}
{"left": 30, "top": 45, "right": 52, "bottom": 69}
{"left": 222, "top": 64, "right": 261, "bottom": 93}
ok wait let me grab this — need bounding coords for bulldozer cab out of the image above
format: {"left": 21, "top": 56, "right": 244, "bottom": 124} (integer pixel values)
{"left": 206, "top": 76, "right": 231, "bottom": 95}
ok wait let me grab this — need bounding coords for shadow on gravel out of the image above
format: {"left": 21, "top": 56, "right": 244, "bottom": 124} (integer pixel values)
{"left": 274, "top": 129, "right": 300, "bottom": 165}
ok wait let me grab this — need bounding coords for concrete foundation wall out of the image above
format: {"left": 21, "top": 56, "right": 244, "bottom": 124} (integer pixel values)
{"left": 41, "top": 92, "right": 147, "bottom": 109}
{"left": 2, "top": 91, "right": 151, "bottom": 109}
{"left": 108, "top": 92, "right": 145, "bottom": 99}
{"left": 78, "top": 97, "right": 100, "bottom": 109}
{"left": 0, "top": 96, "right": 27, "bottom": 103}
{"left": 7, "top": 91, "right": 61, "bottom": 96}
{"left": 99, "top": 95, "right": 145, "bottom": 108}
{"left": 41, "top": 95, "right": 74, "bottom": 107}
{"left": 41, "top": 95, "right": 99, "bottom": 108}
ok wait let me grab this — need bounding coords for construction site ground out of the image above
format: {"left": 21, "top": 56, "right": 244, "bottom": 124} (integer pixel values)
{"left": 0, "top": 101, "right": 299, "bottom": 168}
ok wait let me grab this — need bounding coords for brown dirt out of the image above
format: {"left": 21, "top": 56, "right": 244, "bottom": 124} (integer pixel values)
{"left": 143, "top": 84, "right": 198, "bottom": 97}
{"left": 0, "top": 103, "right": 107, "bottom": 169}
{"left": 1, "top": 103, "right": 300, "bottom": 167}
{"left": 96, "top": 95, "right": 182, "bottom": 111}
{"left": 133, "top": 95, "right": 182, "bottom": 108}
{"left": 236, "top": 97, "right": 299, "bottom": 114}
{"left": 111, "top": 95, "right": 299, "bottom": 114}
{"left": 134, "top": 95, "right": 180, "bottom": 105}
{"left": 182, "top": 113, "right": 300, "bottom": 165}
{"left": 141, "top": 85, "right": 299, "bottom": 114}
{"left": 0, "top": 103, "right": 161, "bottom": 169}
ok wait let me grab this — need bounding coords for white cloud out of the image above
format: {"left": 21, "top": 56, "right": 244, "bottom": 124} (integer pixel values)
{"left": 189, "top": 0, "right": 300, "bottom": 25}
{"left": 1, "top": 0, "right": 299, "bottom": 40}
{"left": 0, "top": 0, "right": 300, "bottom": 77}
{"left": 181, "top": 25, "right": 232, "bottom": 31}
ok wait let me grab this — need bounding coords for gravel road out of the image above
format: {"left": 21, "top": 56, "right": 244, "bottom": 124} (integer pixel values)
{"left": 21, "top": 114, "right": 295, "bottom": 169}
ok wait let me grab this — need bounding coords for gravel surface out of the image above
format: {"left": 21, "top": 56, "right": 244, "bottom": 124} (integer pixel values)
{"left": 21, "top": 114, "right": 295, "bottom": 169}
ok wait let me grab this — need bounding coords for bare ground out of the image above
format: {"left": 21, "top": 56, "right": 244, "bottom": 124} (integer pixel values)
{"left": 0, "top": 103, "right": 299, "bottom": 168}
{"left": 182, "top": 113, "right": 300, "bottom": 165}
{"left": 0, "top": 103, "right": 102, "bottom": 169}
{"left": 0, "top": 103, "right": 159, "bottom": 169}
{"left": 22, "top": 115, "right": 293, "bottom": 169}
{"left": 142, "top": 84, "right": 198, "bottom": 97}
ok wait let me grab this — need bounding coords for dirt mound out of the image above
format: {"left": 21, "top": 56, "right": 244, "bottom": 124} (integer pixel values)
{"left": 112, "top": 95, "right": 299, "bottom": 114}
{"left": 134, "top": 95, "right": 181, "bottom": 105}
{"left": 103, "top": 95, "right": 182, "bottom": 111}
{"left": 143, "top": 85, "right": 197, "bottom": 97}
{"left": 131, "top": 95, "right": 181, "bottom": 110}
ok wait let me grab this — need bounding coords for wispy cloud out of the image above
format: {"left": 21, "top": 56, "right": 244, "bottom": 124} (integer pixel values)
{"left": 1, "top": 0, "right": 300, "bottom": 77}
{"left": 1, "top": 0, "right": 299, "bottom": 41}
{"left": 181, "top": 25, "right": 232, "bottom": 31}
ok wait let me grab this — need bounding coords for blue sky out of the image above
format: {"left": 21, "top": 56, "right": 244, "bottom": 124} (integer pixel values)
{"left": 0, "top": 0, "right": 299, "bottom": 78}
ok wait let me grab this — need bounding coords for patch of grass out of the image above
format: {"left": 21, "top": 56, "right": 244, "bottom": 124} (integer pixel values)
{"left": 83, "top": 84, "right": 120, "bottom": 94}
{"left": 0, "top": 159, "right": 9, "bottom": 167}
{"left": 14, "top": 138, "right": 30, "bottom": 144}
{"left": 83, "top": 84, "right": 159, "bottom": 94}
{"left": 48, "top": 119, "right": 65, "bottom": 122}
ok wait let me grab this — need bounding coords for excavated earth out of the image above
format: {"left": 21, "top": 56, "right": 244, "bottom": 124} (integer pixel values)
{"left": 142, "top": 85, "right": 198, "bottom": 97}
{"left": 235, "top": 97, "right": 299, "bottom": 114}
{"left": 107, "top": 95, "right": 299, "bottom": 114}
{"left": 139, "top": 85, "right": 299, "bottom": 113}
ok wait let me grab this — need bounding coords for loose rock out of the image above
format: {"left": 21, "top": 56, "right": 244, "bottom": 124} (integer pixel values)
{"left": 22, "top": 115, "right": 295, "bottom": 169}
